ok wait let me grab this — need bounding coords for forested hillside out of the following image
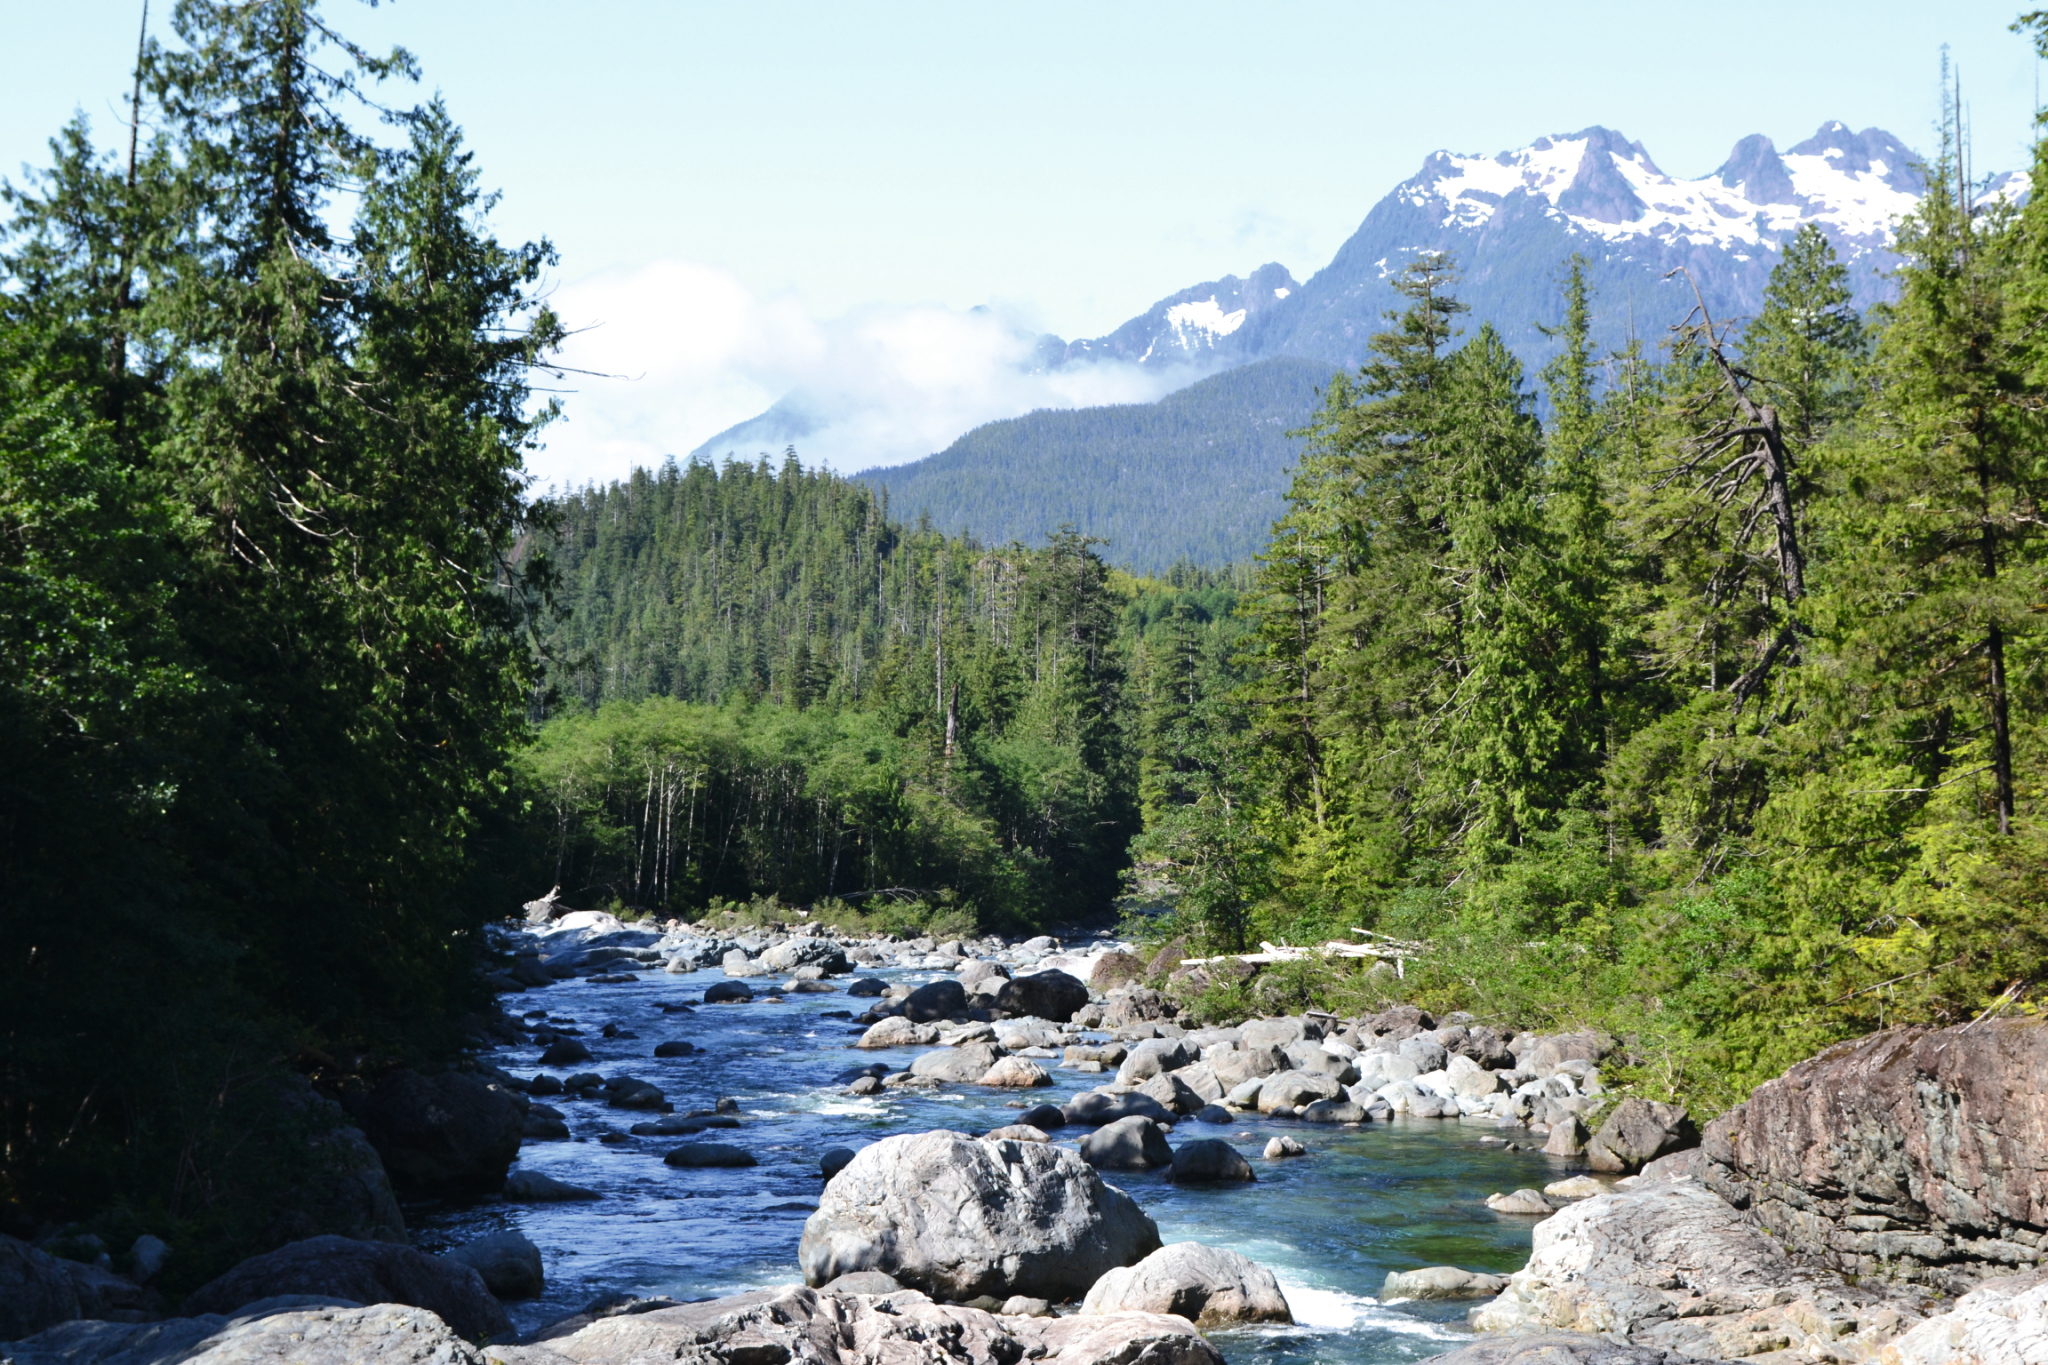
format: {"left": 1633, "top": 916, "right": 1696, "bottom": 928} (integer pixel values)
{"left": 530, "top": 458, "right": 1249, "bottom": 929}
{"left": 857, "top": 357, "right": 1330, "bottom": 570}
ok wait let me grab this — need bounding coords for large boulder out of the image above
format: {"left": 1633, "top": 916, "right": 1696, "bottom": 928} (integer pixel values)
{"left": 1082, "top": 1243, "right": 1291, "bottom": 1326}
{"left": 799, "top": 1132, "right": 1161, "bottom": 1302}
{"left": 903, "top": 980, "right": 969, "bottom": 1022}
{"left": 995, "top": 970, "right": 1090, "bottom": 1023}
{"left": 0, "top": 1235, "right": 80, "bottom": 1341}
{"left": 1116, "top": 1038, "right": 1196, "bottom": 1086}
{"left": 1064, "top": 1090, "right": 1175, "bottom": 1127}
{"left": 1257, "top": 1070, "right": 1342, "bottom": 1114}
{"left": 1137, "top": 1072, "right": 1208, "bottom": 1117}
{"left": 855, "top": 1016, "right": 939, "bottom": 1049}
{"left": 2, "top": 1303, "right": 487, "bottom": 1365}
{"left": 1209, "top": 1043, "right": 1287, "bottom": 1090}
{"left": 910, "top": 1043, "right": 1003, "bottom": 1084}
{"left": 1078, "top": 1117, "right": 1174, "bottom": 1170}
{"left": 1089, "top": 951, "right": 1146, "bottom": 993}
{"left": 1586, "top": 1099, "right": 1696, "bottom": 1174}
{"left": 761, "top": 939, "right": 850, "bottom": 975}
{"left": 350, "top": 1070, "right": 523, "bottom": 1200}
{"left": 1701, "top": 1017, "right": 2048, "bottom": 1293}
{"left": 488, "top": 1284, "right": 1221, "bottom": 1365}
{"left": 1169, "top": 1140, "right": 1255, "bottom": 1184}
{"left": 1471, "top": 1180, "right": 1921, "bottom": 1363}
{"left": 444, "top": 1232, "right": 544, "bottom": 1299}
{"left": 1100, "top": 989, "right": 1177, "bottom": 1029}
{"left": 182, "top": 1235, "right": 512, "bottom": 1340}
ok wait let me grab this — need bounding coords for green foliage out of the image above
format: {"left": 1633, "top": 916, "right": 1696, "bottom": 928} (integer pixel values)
{"left": 2, "top": 0, "right": 554, "bottom": 1258}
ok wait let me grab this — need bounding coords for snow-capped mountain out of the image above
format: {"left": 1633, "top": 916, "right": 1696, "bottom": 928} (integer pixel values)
{"left": 1060, "top": 262, "right": 1298, "bottom": 367}
{"left": 1071, "top": 122, "right": 1961, "bottom": 373}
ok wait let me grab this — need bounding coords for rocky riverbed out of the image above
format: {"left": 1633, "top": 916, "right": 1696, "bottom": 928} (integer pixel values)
{"left": 5, "top": 911, "right": 2044, "bottom": 1365}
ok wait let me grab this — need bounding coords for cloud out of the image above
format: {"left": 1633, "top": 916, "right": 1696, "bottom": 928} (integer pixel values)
{"left": 528, "top": 259, "right": 1198, "bottom": 489}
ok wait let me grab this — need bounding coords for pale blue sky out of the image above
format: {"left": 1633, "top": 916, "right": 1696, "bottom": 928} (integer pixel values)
{"left": 7, "top": 1, "right": 2044, "bottom": 482}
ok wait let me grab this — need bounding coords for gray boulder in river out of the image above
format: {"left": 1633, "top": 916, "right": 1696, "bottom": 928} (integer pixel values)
{"left": 443, "top": 1231, "right": 544, "bottom": 1299}
{"left": 180, "top": 1234, "right": 512, "bottom": 1341}
{"left": 1078, "top": 1116, "right": 1173, "bottom": 1171}
{"left": 994, "top": 969, "right": 1089, "bottom": 1022}
{"left": 1082, "top": 1241, "right": 1292, "bottom": 1326}
{"left": 798, "top": 1131, "right": 1161, "bottom": 1302}
{"left": 902, "top": 979, "right": 967, "bottom": 1021}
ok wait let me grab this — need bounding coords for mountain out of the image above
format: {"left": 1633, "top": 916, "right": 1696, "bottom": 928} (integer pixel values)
{"left": 1060, "top": 262, "right": 1299, "bottom": 367}
{"left": 1229, "top": 121, "right": 1935, "bottom": 366}
{"left": 857, "top": 356, "right": 1329, "bottom": 572}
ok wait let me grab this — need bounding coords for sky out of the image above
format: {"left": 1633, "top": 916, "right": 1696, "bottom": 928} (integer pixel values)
{"left": 5, "top": 1, "right": 2045, "bottom": 486}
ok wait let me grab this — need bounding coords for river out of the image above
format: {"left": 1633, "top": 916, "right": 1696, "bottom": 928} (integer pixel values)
{"left": 417, "top": 940, "right": 1566, "bottom": 1365}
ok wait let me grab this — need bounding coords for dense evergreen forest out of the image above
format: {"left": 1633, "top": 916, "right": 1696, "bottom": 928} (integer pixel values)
{"left": 0, "top": 2, "right": 557, "bottom": 1278}
{"left": 531, "top": 456, "right": 1247, "bottom": 927}
{"left": 857, "top": 357, "right": 1326, "bottom": 569}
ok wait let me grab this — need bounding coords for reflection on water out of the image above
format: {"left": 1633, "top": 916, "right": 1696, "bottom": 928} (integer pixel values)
{"left": 415, "top": 956, "right": 1570, "bottom": 1365}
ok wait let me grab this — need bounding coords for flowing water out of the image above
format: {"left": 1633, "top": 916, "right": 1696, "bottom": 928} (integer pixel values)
{"left": 417, "top": 945, "right": 1571, "bottom": 1365}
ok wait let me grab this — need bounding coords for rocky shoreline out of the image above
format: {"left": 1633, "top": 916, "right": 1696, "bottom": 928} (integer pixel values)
{"left": 4, "top": 913, "right": 2043, "bottom": 1365}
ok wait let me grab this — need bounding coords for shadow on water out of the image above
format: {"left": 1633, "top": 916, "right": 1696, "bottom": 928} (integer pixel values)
{"left": 415, "top": 951, "right": 1578, "bottom": 1365}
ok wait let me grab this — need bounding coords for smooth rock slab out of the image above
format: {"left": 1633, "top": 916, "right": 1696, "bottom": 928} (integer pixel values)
{"left": 1083, "top": 1242, "right": 1292, "bottom": 1326}
{"left": 798, "top": 1132, "right": 1161, "bottom": 1302}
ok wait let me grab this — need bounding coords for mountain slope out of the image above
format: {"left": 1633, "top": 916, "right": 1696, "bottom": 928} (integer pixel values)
{"left": 857, "top": 356, "right": 1330, "bottom": 571}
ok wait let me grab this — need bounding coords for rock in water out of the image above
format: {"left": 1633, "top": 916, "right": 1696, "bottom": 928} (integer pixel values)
{"left": 982, "top": 1125, "right": 1050, "bottom": 1143}
{"left": 181, "top": 1235, "right": 512, "bottom": 1340}
{"left": 910, "top": 1043, "right": 1002, "bottom": 1084}
{"left": 994, "top": 969, "right": 1090, "bottom": 1022}
{"left": 2, "top": 1303, "right": 489, "bottom": 1365}
{"left": 350, "top": 1070, "right": 523, "bottom": 1200}
{"left": 979, "top": 1058, "right": 1054, "bottom": 1091}
{"left": 798, "top": 1131, "right": 1160, "bottom": 1302}
{"left": 1079, "top": 1116, "right": 1174, "bottom": 1170}
{"left": 855, "top": 1016, "right": 937, "bottom": 1049}
{"left": 903, "top": 979, "right": 968, "bottom": 1022}
{"left": 503, "top": 1170, "right": 600, "bottom": 1201}
{"left": 1169, "top": 1139, "right": 1255, "bottom": 1183}
{"left": 1586, "top": 1099, "right": 1696, "bottom": 1173}
{"left": 1485, "top": 1189, "right": 1557, "bottom": 1215}
{"left": 445, "top": 1231, "right": 544, "bottom": 1299}
{"left": 703, "top": 981, "right": 754, "bottom": 1004}
{"left": 664, "top": 1143, "right": 756, "bottom": 1168}
{"left": 1263, "top": 1136, "right": 1305, "bottom": 1159}
{"left": 1380, "top": 1266, "right": 1511, "bottom": 1300}
{"left": 1082, "top": 1242, "right": 1292, "bottom": 1326}
{"left": 821, "top": 1147, "right": 858, "bottom": 1179}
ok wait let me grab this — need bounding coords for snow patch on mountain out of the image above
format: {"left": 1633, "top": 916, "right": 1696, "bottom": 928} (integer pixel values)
{"left": 1402, "top": 122, "right": 1926, "bottom": 262}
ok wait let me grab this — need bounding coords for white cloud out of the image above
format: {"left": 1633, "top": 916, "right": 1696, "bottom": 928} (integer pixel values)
{"left": 526, "top": 258, "right": 1197, "bottom": 489}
